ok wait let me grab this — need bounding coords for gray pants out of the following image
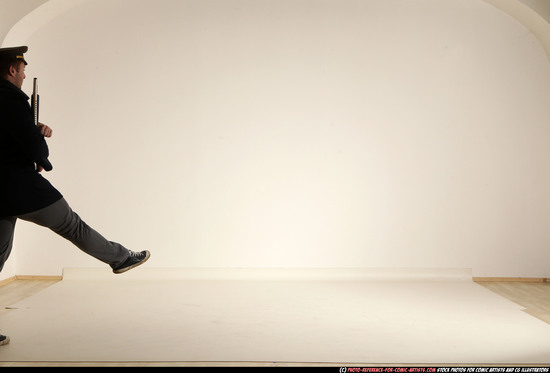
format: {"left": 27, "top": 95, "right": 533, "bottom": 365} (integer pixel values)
{"left": 0, "top": 198, "right": 130, "bottom": 273}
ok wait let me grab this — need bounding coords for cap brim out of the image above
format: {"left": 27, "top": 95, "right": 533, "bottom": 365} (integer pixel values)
{"left": 0, "top": 46, "right": 29, "bottom": 63}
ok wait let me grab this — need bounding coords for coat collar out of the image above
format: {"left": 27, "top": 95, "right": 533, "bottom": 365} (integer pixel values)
{"left": 0, "top": 78, "right": 30, "bottom": 101}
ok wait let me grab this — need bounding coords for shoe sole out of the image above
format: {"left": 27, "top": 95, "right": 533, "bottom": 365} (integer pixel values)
{"left": 113, "top": 250, "right": 151, "bottom": 274}
{"left": 0, "top": 337, "right": 10, "bottom": 346}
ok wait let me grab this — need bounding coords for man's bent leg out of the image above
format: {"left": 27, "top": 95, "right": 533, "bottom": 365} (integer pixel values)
{"left": 0, "top": 216, "right": 17, "bottom": 273}
{"left": 18, "top": 198, "right": 130, "bottom": 269}
{"left": 0, "top": 217, "right": 16, "bottom": 345}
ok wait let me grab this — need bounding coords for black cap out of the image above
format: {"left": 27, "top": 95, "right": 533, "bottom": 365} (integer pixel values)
{"left": 0, "top": 46, "right": 28, "bottom": 65}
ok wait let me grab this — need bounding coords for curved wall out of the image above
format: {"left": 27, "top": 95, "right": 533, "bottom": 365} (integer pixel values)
{"left": 3, "top": 0, "right": 550, "bottom": 277}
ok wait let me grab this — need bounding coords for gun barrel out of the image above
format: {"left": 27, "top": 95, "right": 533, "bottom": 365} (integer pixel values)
{"left": 32, "top": 77, "right": 39, "bottom": 125}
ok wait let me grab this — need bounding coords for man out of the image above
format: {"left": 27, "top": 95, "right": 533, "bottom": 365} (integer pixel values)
{"left": 0, "top": 46, "right": 150, "bottom": 346}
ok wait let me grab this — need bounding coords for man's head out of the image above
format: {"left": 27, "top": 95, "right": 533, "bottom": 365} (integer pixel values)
{"left": 0, "top": 46, "right": 28, "bottom": 89}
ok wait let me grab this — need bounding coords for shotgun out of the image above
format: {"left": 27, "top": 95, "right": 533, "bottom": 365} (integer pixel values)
{"left": 31, "top": 78, "right": 53, "bottom": 171}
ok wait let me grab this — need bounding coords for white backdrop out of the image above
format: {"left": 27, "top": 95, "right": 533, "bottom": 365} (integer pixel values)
{"left": 3, "top": 0, "right": 550, "bottom": 277}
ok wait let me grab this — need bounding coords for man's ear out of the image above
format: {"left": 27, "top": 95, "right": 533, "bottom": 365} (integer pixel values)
{"left": 7, "top": 65, "right": 15, "bottom": 77}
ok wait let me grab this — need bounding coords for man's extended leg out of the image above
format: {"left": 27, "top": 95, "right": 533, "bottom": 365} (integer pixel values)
{"left": 18, "top": 198, "right": 149, "bottom": 273}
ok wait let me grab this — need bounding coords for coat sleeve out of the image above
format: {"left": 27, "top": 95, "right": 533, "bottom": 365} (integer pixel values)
{"left": 2, "top": 97, "right": 53, "bottom": 171}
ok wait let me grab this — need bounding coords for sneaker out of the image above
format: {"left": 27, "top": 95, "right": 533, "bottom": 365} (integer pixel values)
{"left": 112, "top": 250, "right": 150, "bottom": 274}
{"left": 0, "top": 335, "right": 9, "bottom": 346}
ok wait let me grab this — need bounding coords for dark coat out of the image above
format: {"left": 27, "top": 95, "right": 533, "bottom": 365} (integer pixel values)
{"left": 0, "top": 78, "right": 62, "bottom": 217}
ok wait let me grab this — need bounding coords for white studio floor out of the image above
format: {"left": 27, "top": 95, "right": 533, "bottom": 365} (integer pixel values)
{"left": 1, "top": 268, "right": 549, "bottom": 366}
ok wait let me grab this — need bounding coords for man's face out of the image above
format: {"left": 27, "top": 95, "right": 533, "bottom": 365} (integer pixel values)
{"left": 11, "top": 62, "right": 26, "bottom": 89}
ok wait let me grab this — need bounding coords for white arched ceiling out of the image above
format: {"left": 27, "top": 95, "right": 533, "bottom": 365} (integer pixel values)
{"left": 2, "top": 0, "right": 550, "bottom": 45}
{"left": 1, "top": 0, "right": 88, "bottom": 46}
{"left": 0, "top": 0, "right": 48, "bottom": 45}
{"left": 518, "top": 0, "right": 550, "bottom": 23}
{"left": 483, "top": 0, "right": 550, "bottom": 63}
{"left": 3, "top": 0, "right": 550, "bottom": 65}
